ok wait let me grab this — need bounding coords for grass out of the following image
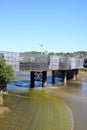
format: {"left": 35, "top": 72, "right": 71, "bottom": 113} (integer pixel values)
{"left": 79, "top": 69, "right": 87, "bottom": 78}
{"left": 80, "top": 68, "right": 87, "bottom": 71}
{"left": 0, "top": 89, "right": 72, "bottom": 130}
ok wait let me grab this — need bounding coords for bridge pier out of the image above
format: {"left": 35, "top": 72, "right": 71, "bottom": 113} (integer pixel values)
{"left": 67, "top": 70, "right": 73, "bottom": 80}
{"left": 72, "top": 69, "right": 79, "bottom": 80}
{"left": 62, "top": 70, "right": 67, "bottom": 86}
{"left": 52, "top": 70, "right": 55, "bottom": 84}
{"left": 73, "top": 69, "right": 76, "bottom": 80}
{"left": 30, "top": 69, "right": 79, "bottom": 88}
{"left": 76, "top": 69, "right": 79, "bottom": 78}
{"left": 51, "top": 70, "right": 67, "bottom": 85}
{"left": 42, "top": 71, "right": 47, "bottom": 87}
{"left": 30, "top": 71, "right": 47, "bottom": 88}
{"left": 30, "top": 71, "right": 35, "bottom": 88}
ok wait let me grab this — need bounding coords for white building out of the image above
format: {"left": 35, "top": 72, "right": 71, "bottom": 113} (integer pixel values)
{"left": 0, "top": 51, "right": 20, "bottom": 71}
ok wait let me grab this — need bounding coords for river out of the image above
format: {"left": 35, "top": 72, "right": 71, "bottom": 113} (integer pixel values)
{"left": 46, "top": 76, "right": 87, "bottom": 130}
{"left": 7, "top": 71, "right": 87, "bottom": 130}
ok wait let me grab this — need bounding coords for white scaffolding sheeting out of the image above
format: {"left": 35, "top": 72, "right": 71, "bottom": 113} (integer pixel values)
{"left": 49, "top": 55, "right": 84, "bottom": 70}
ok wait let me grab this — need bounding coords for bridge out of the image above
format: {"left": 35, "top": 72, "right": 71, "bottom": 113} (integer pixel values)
{"left": 20, "top": 55, "right": 84, "bottom": 87}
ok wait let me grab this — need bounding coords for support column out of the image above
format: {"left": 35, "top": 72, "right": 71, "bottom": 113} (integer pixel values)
{"left": 63, "top": 70, "right": 67, "bottom": 86}
{"left": 76, "top": 69, "right": 79, "bottom": 78}
{"left": 73, "top": 69, "right": 76, "bottom": 80}
{"left": 52, "top": 70, "right": 55, "bottom": 84}
{"left": 30, "top": 71, "right": 35, "bottom": 88}
{"left": 42, "top": 71, "right": 47, "bottom": 87}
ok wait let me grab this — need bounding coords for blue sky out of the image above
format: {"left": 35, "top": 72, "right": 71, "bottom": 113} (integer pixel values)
{"left": 0, "top": 0, "right": 87, "bottom": 53}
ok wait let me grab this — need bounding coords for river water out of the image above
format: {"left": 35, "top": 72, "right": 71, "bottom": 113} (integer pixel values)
{"left": 7, "top": 72, "right": 87, "bottom": 130}
{"left": 7, "top": 72, "right": 62, "bottom": 89}
{"left": 46, "top": 77, "right": 87, "bottom": 130}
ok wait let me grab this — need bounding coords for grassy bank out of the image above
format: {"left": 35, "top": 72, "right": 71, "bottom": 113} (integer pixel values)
{"left": 79, "top": 69, "right": 87, "bottom": 78}
{"left": 0, "top": 89, "right": 72, "bottom": 130}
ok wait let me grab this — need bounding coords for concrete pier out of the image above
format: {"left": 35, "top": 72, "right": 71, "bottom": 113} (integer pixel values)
{"left": 30, "top": 71, "right": 47, "bottom": 88}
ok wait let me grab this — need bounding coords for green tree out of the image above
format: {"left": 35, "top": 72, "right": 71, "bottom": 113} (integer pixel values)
{"left": 0, "top": 60, "right": 14, "bottom": 92}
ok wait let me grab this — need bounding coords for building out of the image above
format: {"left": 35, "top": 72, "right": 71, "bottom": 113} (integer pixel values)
{"left": 0, "top": 51, "right": 20, "bottom": 71}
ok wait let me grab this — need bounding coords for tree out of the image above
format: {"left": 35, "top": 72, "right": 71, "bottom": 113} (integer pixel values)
{"left": 0, "top": 60, "right": 14, "bottom": 92}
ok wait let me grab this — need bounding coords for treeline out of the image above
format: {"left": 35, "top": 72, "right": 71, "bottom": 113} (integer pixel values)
{"left": 20, "top": 51, "right": 87, "bottom": 58}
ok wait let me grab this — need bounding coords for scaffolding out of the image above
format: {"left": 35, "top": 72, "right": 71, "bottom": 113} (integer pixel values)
{"left": 49, "top": 55, "right": 84, "bottom": 70}
{"left": 20, "top": 54, "right": 84, "bottom": 71}
{"left": 20, "top": 54, "right": 49, "bottom": 71}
